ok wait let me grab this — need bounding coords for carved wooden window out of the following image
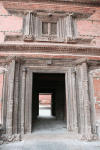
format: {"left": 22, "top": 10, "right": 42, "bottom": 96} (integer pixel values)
{"left": 23, "top": 12, "right": 77, "bottom": 42}
{"left": 42, "top": 22, "right": 57, "bottom": 37}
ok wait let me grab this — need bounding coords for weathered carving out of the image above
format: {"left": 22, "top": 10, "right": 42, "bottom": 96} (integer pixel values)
{"left": 46, "top": 60, "right": 52, "bottom": 65}
{"left": 1, "top": 134, "right": 21, "bottom": 142}
{"left": 67, "top": 37, "right": 93, "bottom": 44}
{"left": 6, "top": 56, "right": 25, "bottom": 64}
{"left": 23, "top": 35, "right": 34, "bottom": 42}
{"left": 79, "top": 134, "right": 98, "bottom": 142}
{"left": 5, "top": 35, "right": 23, "bottom": 42}
{"left": 67, "top": 126, "right": 73, "bottom": 132}
{"left": 75, "top": 58, "right": 89, "bottom": 65}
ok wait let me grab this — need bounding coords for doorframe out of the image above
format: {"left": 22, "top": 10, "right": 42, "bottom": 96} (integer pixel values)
{"left": 26, "top": 67, "right": 67, "bottom": 133}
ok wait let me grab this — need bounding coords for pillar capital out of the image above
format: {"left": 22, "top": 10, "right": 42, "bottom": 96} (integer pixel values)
{"left": 6, "top": 56, "right": 25, "bottom": 64}
{"left": 22, "top": 67, "right": 27, "bottom": 73}
{"left": 74, "top": 58, "right": 89, "bottom": 66}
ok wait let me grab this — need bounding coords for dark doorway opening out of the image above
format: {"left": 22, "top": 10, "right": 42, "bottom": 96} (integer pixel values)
{"left": 32, "top": 73, "right": 67, "bottom": 133}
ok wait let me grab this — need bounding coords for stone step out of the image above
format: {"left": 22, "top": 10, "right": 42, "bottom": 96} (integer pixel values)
{"left": 21, "top": 133, "right": 78, "bottom": 141}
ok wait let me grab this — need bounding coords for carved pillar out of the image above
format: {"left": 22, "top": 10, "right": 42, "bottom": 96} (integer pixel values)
{"left": 21, "top": 67, "right": 27, "bottom": 134}
{"left": 74, "top": 58, "right": 97, "bottom": 141}
{"left": 76, "top": 66, "right": 80, "bottom": 133}
{"left": 27, "top": 69, "right": 32, "bottom": 133}
{"left": 2, "top": 67, "right": 8, "bottom": 134}
{"left": 66, "top": 15, "right": 73, "bottom": 38}
{"left": 23, "top": 11, "right": 35, "bottom": 41}
{"left": 65, "top": 72, "right": 69, "bottom": 130}
{"left": 82, "top": 62, "right": 91, "bottom": 134}
{"left": 13, "top": 62, "right": 20, "bottom": 134}
{"left": 6, "top": 60, "right": 15, "bottom": 135}
{"left": 1, "top": 70, "right": 5, "bottom": 130}
{"left": 65, "top": 69, "right": 73, "bottom": 132}
{"left": 78, "top": 65, "right": 85, "bottom": 134}
{"left": 71, "top": 69, "right": 78, "bottom": 133}
{"left": 89, "top": 73, "right": 96, "bottom": 134}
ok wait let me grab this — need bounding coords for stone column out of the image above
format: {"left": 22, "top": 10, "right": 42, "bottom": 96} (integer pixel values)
{"left": 21, "top": 67, "right": 27, "bottom": 134}
{"left": 65, "top": 69, "right": 73, "bottom": 132}
{"left": 65, "top": 72, "right": 70, "bottom": 130}
{"left": 79, "top": 65, "right": 85, "bottom": 134}
{"left": 13, "top": 62, "right": 20, "bottom": 134}
{"left": 82, "top": 62, "right": 91, "bottom": 135}
{"left": 89, "top": 73, "right": 96, "bottom": 134}
{"left": 71, "top": 69, "right": 78, "bottom": 133}
{"left": 2, "top": 67, "right": 8, "bottom": 134}
{"left": 1, "top": 70, "right": 5, "bottom": 129}
{"left": 27, "top": 69, "right": 32, "bottom": 133}
{"left": 6, "top": 60, "right": 15, "bottom": 135}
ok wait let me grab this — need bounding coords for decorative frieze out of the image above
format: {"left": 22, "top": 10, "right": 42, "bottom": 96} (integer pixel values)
{"left": 1, "top": 44, "right": 100, "bottom": 56}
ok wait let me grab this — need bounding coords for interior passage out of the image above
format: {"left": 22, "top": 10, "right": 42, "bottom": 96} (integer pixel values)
{"left": 32, "top": 73, "right": 67, "bottom": 134}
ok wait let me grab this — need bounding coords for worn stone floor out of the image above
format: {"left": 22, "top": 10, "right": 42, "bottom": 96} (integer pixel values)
{"left": 0, "top": 108, "right": 100, "bottom": 150}
{"left": 0, "top": 139, "right": 100, "bottom": 150}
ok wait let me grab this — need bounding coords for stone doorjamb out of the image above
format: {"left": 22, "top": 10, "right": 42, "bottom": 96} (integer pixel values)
{"left": 89, "top": 69, "right": 100, "bottom": 134}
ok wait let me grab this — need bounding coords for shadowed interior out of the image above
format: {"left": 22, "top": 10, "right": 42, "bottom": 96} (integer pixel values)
{"left": 32, "top": 73, "right": 67, "bottom": 132}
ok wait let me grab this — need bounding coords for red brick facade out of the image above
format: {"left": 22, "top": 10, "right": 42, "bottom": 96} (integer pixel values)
{"left": 0, "top": 0, "right": 100, "bottom": 128}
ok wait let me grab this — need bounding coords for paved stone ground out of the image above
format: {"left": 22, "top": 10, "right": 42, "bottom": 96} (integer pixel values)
{"left": 0, "top": 109, "right": 100, "bottom": 150}
{"left": 0, "top": 140, "right": 100, "bottom": 150}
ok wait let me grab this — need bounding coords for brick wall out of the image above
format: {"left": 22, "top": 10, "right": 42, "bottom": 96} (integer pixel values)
{"left": 39, "top": 95, "right": 51, "bottom": 105}
{"left": 0, "top": 2, "right": 100, "bottom": 46}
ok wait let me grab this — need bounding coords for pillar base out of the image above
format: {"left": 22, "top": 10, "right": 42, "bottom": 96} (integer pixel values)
{"left": 74, "top": 127, "right": 78, "bottom": 134}
{"left": 79, "top": 134, "right": 98, "bottom": 142}
{"left": 1, "top": 134, "right": 21, "bottom": 142}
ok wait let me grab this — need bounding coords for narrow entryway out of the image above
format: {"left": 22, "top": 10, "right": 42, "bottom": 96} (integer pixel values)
{"left": 32, "top": 73, "right": 67, "bottom": 134}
